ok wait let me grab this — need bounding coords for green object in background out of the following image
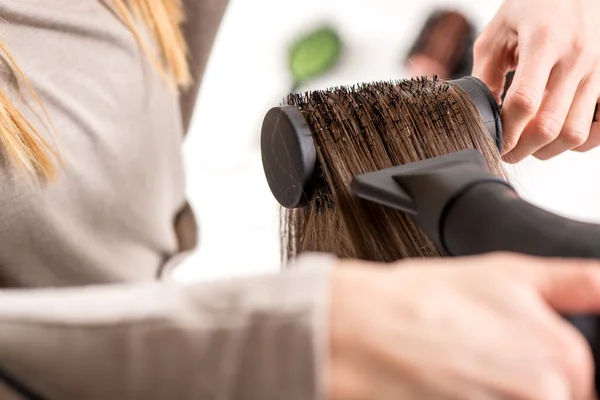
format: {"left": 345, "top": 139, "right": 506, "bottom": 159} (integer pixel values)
{"left": 288, "top": 26, "right": 342, "bottom": 92}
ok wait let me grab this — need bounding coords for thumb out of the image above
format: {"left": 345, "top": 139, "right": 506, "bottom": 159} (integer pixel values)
{"left": 472, "top": 64, "right": 506, "bottom": 104}
{"left": 472, "top": 32, "right": 511, "bottom": 103}
{"left": 529, "top": 260, "right": 600, "bottom": 313}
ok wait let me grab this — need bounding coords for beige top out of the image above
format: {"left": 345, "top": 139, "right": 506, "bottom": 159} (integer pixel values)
{"left": 0, "top": 0, "right": 227, "bottom": 287}
{"left": 0, "top": 1, "right": 333, "bottom": 398}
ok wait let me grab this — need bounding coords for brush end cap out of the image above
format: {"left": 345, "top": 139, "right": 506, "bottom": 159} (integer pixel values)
{"left": 451, "top": 76, "right": 503, "bottom": 152}
{"left": 261, "top": 106, "right": 317, "bottom": 209}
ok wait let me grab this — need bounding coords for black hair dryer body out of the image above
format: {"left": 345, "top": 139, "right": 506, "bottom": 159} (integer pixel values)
{"left": 442, "top": 172, "right": 600, "bottom": 386}
{"left": 350, "top": 149, "right": 600, "bottom": 389}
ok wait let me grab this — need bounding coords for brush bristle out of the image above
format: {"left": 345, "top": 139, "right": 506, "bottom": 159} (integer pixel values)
{"left": 281, "top": 75, "right": 503, "bottom": 264}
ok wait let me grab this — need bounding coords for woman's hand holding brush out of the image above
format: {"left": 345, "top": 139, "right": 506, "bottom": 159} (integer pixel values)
{"left": 473, "top": 0, "right": 600, "bottom": 163}
{"left": 327, "top": 253, "right": 600, "bottom": 400}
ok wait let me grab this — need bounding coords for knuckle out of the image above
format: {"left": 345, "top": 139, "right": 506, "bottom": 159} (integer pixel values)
{"left": 561, "top": 126, "right": 588, "bottom": 147}
{"left": 533, "top": 113, "right": 563, "bottom": 142}
{"left": 532, "top": 25, "right": 557, "bottom": 47}
{"left": 507, "top": 86, "right": 541, "bottom": 115}
{"left": 571, "top": 36, "right": 587, "bottom": 55}
{"left": 569, "top": 40, "right": 598, "bottom": 72}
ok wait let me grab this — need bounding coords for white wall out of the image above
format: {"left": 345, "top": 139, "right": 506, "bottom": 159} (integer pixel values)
{"left": 173, "top": 0, "right": 600, "bottom": 282}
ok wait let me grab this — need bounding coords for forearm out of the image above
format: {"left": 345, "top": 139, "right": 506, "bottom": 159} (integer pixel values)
{"left": 0, "top": 254, "right": 334, "bottom": 400}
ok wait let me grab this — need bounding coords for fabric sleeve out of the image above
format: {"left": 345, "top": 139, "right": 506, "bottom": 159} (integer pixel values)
{"left": 0, "top": 253, "right": 335, "bottom": 400}
{"left": 179, "top": 0, "right": 230, "bottom": 135}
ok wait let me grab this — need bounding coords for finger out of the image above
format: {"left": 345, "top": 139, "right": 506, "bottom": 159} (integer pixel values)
{"left": 535, "top": 75, "right": 599, "bottom": 159}
{"left": 529, "top": 258, "right": 600, "bottom": 400}
{"left": 529, "top": 259, "right": 600, "bottom": 314}
{"left": 472, "top": 28, "right": 514, "bottom": 102}
{"left": 556, "top": 323, "right": 597, "bottom": 400}
{"left": 574, "top": 103, "right": 600, "bottom": 152}
{"left": 506, "top": 62, "right": 583, "bottom": 162}
{"left": 500, "top": 32, "right": 557, "bottom": 156}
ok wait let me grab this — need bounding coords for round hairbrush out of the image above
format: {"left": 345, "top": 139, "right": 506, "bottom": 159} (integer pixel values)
{"left": 261, "top": 76, "right": 503, "bottom": 209}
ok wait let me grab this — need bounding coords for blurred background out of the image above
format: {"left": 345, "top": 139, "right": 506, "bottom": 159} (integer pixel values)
{"left": 172, "top": 0, "right": 600, "bottom": 282}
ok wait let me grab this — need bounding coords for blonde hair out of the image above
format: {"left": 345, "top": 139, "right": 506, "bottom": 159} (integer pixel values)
{"left": 0, "top": 0, "right": 189, "bottom": 183}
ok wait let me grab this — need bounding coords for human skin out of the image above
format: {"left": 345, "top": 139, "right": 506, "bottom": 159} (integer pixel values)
{"left": 473, "top": 0, "right": 600, "bottom": 163}
{"left": 327, "top": 253, "right": 600, "bottom": 400}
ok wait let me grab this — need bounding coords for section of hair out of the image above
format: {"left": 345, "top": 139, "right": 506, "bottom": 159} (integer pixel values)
{"left": 0, "top": 0, "right": 189, "bottom": 183}
{"left": 0, "top": 42, "right": 58, "bottom": 183}
{"left": 282, "top": 77, "right": 507, "bottom": 265}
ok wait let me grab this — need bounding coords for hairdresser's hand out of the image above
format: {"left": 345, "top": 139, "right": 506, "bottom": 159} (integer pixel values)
{"left": 473, "top": 0, "right": 600, "bottom": 162}
{"left": 328, "top": 253, "right": 600, "bottom": 400}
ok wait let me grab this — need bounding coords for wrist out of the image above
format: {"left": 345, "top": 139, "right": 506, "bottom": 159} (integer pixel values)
{"left": 326, "top": 265, "right": 378, "bottom": 399}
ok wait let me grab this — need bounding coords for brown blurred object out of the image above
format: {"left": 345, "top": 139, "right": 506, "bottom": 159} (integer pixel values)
{"left": 405, "top": 9, "right": 476, "bottom": 80}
